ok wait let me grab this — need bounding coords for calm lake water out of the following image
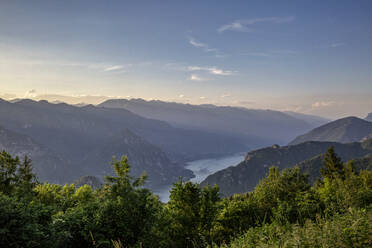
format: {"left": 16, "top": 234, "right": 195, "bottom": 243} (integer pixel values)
{"left": 154, "top": 153, "right": 244, "bottom": 202}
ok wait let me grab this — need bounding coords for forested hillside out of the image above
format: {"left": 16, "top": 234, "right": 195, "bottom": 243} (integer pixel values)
{"left": 0, "top": 147, "right": 371, "bottom": 247}
{"left": 201, "top": 139, "right": 372, "bottom": 196}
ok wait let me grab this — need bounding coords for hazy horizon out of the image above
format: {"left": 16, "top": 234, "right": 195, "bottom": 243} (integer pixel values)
{"left": 1, "top": 0, "right": 372, "bottom": 119}
{"left": 1, "top": 93, "right": 371, "bottom": 120}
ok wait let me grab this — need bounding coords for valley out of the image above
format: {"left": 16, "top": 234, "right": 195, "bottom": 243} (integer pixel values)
{"left": 0, "top": 98, "right": 329, "bottom": 192}
{"left": 154, "top": 153, "right": 245, "bottom": 202}
{"left": 2, "top": 2, "right": 372, "bottom": 246}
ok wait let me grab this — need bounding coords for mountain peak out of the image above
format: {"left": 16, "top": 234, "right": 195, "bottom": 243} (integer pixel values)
{"left": 12, "top": 98, "right": 38, "bottom": 105}
{"left": 289, "top": 116, "right": 372, "bottom": 145}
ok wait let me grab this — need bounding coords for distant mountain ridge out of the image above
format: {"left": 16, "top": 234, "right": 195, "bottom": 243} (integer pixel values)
{"left": 1, "top": 98, "right": 250, "bottom": 162}
{"left": 289, "top": 117, "right": 372, "bottom": 145}
{"left": 201, "top": 139, "right": 372, "bottom": 196}
{"left": 99, "top": 98, "right": 322, "bottom": 145}
{"left": 283, "top": 111, "right": 330, "bottom": 127}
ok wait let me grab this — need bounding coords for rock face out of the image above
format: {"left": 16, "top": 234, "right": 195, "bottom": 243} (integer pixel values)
{"left": 289, "top": 117, "right": 372, "bottom": 145}
{"left": 99, "top": 98, "right": 319, "bottom": 146}
{"left": 0, "top": 99, "right": 194, "bottom": 189}
{"left": 201, "top": 140, "right": 372, "bottom": 196}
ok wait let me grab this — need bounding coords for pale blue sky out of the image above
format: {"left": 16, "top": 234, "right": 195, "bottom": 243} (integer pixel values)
{"left": 0, "top": 0, "right": 371, "bottom": 118}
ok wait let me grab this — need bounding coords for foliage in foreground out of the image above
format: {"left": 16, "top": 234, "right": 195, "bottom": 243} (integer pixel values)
{"left": 0, "top": 147, "right": 371, "bottom": 247}
{"left": 218, "top": 208, "right": 372, "bottom": 248}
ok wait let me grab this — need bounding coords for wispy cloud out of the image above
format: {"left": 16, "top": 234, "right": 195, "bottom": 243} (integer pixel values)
{"left": 209, "top": 68, "right": 235, "bottom": 76}
{"left": 103, "top": 65, "right": 126, "bottom": 72}
{"left": 1, "top": 58, "right": 132, "bottom": 74}
{"left": 188, "top": 37, "right": 225, "bottom": 57}
{"left": 218, "top": 16, "right": 295, "bottom": 33}
{"left": 188, "top": 37, "right": 217, "bottom": 52}
{"left": 330, "top": 42, "right": 345, "bottom": 48}
{"left": 189, "top": 37, "right": 207, "bottom": 48}
{"left": 24, "top": 89, "right": 38, "bottom": 98}
{"left": 311, "top": 101, "right": 336, "bottom": 108}
{"left": 189, "top": 74, "right": 208, "bottom": 81}
{"left": 164, "top": 63, "right": 236, "bottom": 79}
{"left": 220, "top": 93, "right": 231, "bottom": 98}
{"left": 188, "top": 66, "right": 236, "bottom": 76}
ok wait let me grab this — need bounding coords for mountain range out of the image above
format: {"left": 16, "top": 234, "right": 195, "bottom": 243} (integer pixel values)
{"left": 1, "top": 96, "right": 369, "bottom": 194}
{"left": 100, "top": 98, "right": 326, "bottom": 145}
{"left": 0, "top": 98, "right": 196, "bottom": 187}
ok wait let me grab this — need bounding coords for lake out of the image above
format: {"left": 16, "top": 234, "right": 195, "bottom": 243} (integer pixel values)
{"left": 154, "top": 153, "right": 245, "bottom": 202}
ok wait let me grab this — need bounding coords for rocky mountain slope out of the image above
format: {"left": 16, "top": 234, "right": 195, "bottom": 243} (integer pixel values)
{"left": 80, "top": 129, "right": 193, "bottom": 187}
{"left": 201, "top": 139, "right": 372, "bottom": 196}
{"left": 289, "top": 117, "right": 372, "bottom": 145}
{"left": 0, "top": 125, "right": 73, "bottom": 183}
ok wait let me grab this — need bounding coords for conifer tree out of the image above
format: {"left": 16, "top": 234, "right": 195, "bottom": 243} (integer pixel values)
{"left": 321, "top": 146, "right": 345, "bottom": 180}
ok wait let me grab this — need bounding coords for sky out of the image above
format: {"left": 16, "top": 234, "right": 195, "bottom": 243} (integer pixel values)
{"left": 0, "top": 0, "right": 371, "bottom": 119}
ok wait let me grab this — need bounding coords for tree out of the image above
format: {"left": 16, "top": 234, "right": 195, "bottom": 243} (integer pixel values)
{"left": 200, "top": 185, "right": 220, "bottom": 245}
{"left": 212, "top": 194, "right": 258, "bottom": 245}
{"left": 93, "top": 156, "right": 161, "bottom": 247}
{"left": 167, "top": 180, "right": 220, "bottom": 247}
{"left": 0, "top": 193, "right": 54, "bottom": 248}
{"left": 16, "top": 156, "right": 37, "bottom": 197}
{"left": 321, "top": 147, "right": 344, "bottom": 180}
{"left": 0, "top": 151, "right": 37, "bottom": 196}
{"left": 0, "top": 151, "right": 19, "bottom": 194}
{"left": 105, "top": 156, "right": 147, "bottom": 197}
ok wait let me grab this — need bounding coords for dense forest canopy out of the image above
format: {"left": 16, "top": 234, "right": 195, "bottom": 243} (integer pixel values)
{"left": 1, "top": 147, "right": 371, "bottom": 247}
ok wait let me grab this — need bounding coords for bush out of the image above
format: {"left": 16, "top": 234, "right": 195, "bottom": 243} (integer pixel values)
{"left": 219, "top": 208, "right": 372, "bottom": 248}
